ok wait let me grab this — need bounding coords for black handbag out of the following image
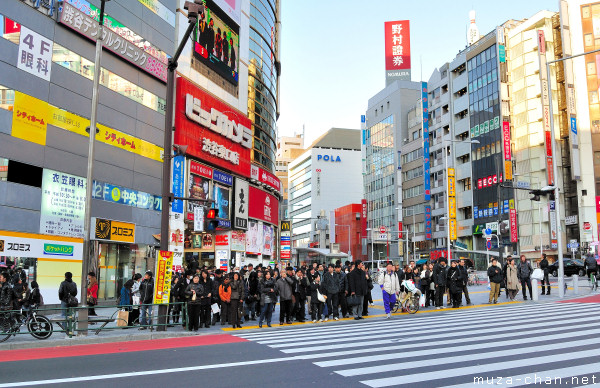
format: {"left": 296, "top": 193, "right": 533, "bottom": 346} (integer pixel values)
{"left": 347, "top": 295, "right": 359, "bottom": 306}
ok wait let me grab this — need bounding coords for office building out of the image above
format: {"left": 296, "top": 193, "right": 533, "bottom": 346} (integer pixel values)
{"left": 276, "top": 134, "right": 304, "bottom": 219}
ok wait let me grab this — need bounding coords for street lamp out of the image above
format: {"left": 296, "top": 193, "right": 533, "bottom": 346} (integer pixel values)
{"left": 80, "top": 0, "right": 110, "bottom": 336}
{"left": 442, "top": 138, "right": 480, "bottom": 263}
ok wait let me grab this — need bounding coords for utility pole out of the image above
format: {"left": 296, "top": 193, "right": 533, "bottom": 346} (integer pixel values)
{"left": 159, "top": 0, "right": 204, "bottom": 331}
{"left": 79, "top": 0, "right": 110, "bottom": 336}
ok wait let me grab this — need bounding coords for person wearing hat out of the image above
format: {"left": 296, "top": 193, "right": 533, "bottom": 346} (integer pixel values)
{"left": 139, "top": 271, "right": 154, "bottom": 329}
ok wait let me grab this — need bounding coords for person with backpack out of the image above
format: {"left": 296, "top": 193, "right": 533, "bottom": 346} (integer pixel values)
{"left": 517, "top": 255, "right": 533, "bottom": 300}
{"left": 58, "top": 272, "right": 78, "bottom": 317}
{"left": 29, "top": 281, "right": 43, "bottom": 308}
{"left": 378, "top": 263, "right": 400, "bottom": 319}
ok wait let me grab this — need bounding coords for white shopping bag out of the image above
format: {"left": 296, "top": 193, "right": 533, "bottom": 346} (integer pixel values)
{"left": 211, "top": 303, "right": 220, "bottom": 314}
{"left": 419, "top": 294, "right": 425, "bottom": 307}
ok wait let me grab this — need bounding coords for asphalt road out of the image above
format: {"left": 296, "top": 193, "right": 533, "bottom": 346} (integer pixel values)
{"left": 3, "top": 299, "right": 600, "bottom": 388}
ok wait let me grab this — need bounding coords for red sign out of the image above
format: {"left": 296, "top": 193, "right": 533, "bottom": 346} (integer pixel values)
{"left": 361, "top": 199, "right": 368, "bottom": 237}
{"left": 251, "top": 165, "right": 281, "bottom": 192}
{"left": 384, "top": 20, "right": 411, "bottom": 70}
{"left": 0, "top": 166, "right": 7, "bottom": 172}
{"left": 398, "top": 222, "right": 403, "bottom": 239}
{"left": 537, "top": 30, "right": 546, "bottom": 54}
{"left": 379, "top": 226, "right": 387, "bottom": 234}
{"left": 502, "top": 121, "right": 511, "bottom": 160}
{"left": 215, "top": 233, "right": 229, "bottom": 246}
{"left": 510, "top": 209, "right": 518, "bottom": 243}
{"left": 584, "top": 222, "right": 592, "bottom": 231}
{"left": 248, "top": 186, "right": 279, "bottom": 225}
{"left": 174, "top": 77, "right": 252, "bottom": 177}
{"left": 189, "top": 160, "right": 213, "bottom": 179}
{"left": 4, "top": 18, "right": 20, "bottom": 34}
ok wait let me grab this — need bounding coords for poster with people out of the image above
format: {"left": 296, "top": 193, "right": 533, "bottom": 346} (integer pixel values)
{"left": 187, "top": 173, "right": 210, "bottom": 214}
{"left": 213, "top": 184, "right": 231, "bottom": 220}
{"left": 193, "top": 1, "right": 240, "bottom": 85}
{"left": 262, "top": 224, "right": 273, "bottom": 256}
{"left": 246, "top": 220, "right": 262, "bottom": 255}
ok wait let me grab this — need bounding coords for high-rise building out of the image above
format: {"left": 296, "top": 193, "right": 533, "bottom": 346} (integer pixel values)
{"left": 276, "top": 134, "right": 304, "bottom": 219}
{"left": 247, "top": 0, "right": 280, "bottom": 172}
{"left": 364, "top": 81, "right": 421, "bottom": 262}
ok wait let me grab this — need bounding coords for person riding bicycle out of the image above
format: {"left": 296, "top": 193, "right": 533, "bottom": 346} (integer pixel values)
{"left": 584, "top": 253, "right": 598, "bottom": 284}
{"left": 0, "top": 272, "right": 16, "bottom": 311}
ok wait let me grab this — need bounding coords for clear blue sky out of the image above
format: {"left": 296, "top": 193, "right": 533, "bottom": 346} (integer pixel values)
{"left": 277, "top": 0, "right": 558, "bottom": 144}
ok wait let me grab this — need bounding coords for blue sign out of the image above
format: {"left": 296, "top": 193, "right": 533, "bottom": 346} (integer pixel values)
{"left": 486, "top": 240, "right": 492, "bottom": 250}
{"left": 92, "top": 181, "right": 161, "bottom": 211}
{"left": 218, "top": 219, "right": 231, "bottom": 229}
{"left": 213, "top": 169, "right": 233, "bottom": 186}
{"left": 479, "top": 210, "right": 483, "bottom": 218}
{"left": 570, "top": 117, "right": 577, "bottom": 135}
{"left": 485, "top": 228, "right": 492, "bottom": 235}
{"left": 474, "top": 206, "right": 479, "bottom": 219}
{"left": 484, "top": 209, "right": 489, "bottom": 217}
{"left": 361, "top": 115, "right": 366, "bottom": 123}
{"left": 493, "top": 206, "right": 498, "bottom": 216}
{"left": 317, "top": 155, "right": 341, "bottom": 162}
{"left": 172, "top": 155, "right": 184, "bottom": 213}
{"left": 504, "top": 200, "right": 510, "bottom": 214}
{"left": 499, "top": 45, "right": 506, "bottom": 63}
{"left": 422, "top": 81, "right": 431, "bottom": 201}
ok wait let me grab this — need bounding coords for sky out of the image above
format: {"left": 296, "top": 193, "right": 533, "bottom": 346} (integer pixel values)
{"left": 277, "top": 0, "right": 559, "bottom": 145}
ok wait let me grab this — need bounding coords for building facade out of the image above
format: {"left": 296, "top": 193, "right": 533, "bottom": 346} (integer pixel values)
{"left": 333, "top": 203, "right": 365, "bottom": 261}
{"left": 275, "top": 134, "right": 304, "bottom": 219}
{"left": 0, "top": 0, "right": 176, "bottom": 302}
{"left": 288, "top": 128, "right": 363, "bottom": 251}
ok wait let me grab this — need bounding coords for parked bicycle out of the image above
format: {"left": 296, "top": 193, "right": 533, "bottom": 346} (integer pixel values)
{"left": 0, "top": 306, "right": 53, "bottom": 343}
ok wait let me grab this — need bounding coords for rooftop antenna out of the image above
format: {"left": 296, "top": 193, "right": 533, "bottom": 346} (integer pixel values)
{"left": 302, "top": 124, "right": 305, "bottom": 139}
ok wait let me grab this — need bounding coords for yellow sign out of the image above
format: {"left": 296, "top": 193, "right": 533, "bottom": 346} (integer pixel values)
{"left": 12, "top": 91, "right": 163, "bottom": 162}
{"left": 12, "top": 91, "right": 48, "bottom": 145}
{"left": 449, "top": 197, "right": 457, "bottom": 218}
{"left": 449, "top": 219, "right": 457, "bottom": 240}
{"left": 504, "top": 161, "right": 513, "bottom": 180}
{"left": 94, "top": 218, "right": 136, "bottom": 243}
{"left": 448, "top": 175, "right": 456, "bottom": 197}
{"left": 509, "top": 199, "right": 515, "bottom": 210}
{"left": 154, "top": 250, "right": 174, "bottom": 304}
{"left": 448, "top": 167, "right": 455, "bottom": 177}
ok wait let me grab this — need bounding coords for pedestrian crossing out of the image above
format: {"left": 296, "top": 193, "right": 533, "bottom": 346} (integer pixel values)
{"left": 233, "top": 302, "right": 600, "bottom": 387}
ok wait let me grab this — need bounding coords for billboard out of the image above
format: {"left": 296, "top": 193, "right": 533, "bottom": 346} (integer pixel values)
{"left": 425, "top": 205, "right": 432, "bottom": 240}
{"left": 263, "top": 224, "right": 274, "bottom": 256}
{"left": 246, "top": 220, "right": 263, "bottom": 255}
{"left": 174, "top": 77, "right": 252, "bottom": 177}
{"left": 422, "top": 82, "right": 431, "bottom": 201}
{"left": 187, "top": 161, "right": 212, "bottom": 219}
{"left": 212, "top": 0, "right": 242, "bottom": 26}
{"left": 213, "top": 184, "right": 231, "bottom": 220}
{"left": 384, "top": 20, "right": 411, "bottom": 84}
{"left": 40, "top": 169, "right": 86, "bottom": 238}
{"left": 194, "top": 1, "right": 240, "bottom": 86}
{"left": 234, "top": 178, "right": 249, "bottom": 229}
{"left": 249, "top": 186, "right": 279, "bottom": 226}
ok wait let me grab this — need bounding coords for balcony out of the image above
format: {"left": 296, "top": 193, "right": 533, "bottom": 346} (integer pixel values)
{"left": 453, "top": 117, "right": 469, "bottom": 136}
{"left": 452, "top": 94, "right": 469, "bottom": 115}
{"left": 452, "top": 71, "right": 468, "bottom": 93}
{"left": 455, "top": 162, "right": 472, "bottom": 181}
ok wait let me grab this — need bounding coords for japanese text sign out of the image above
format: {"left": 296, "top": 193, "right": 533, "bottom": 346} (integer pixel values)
{"left": 40, "top": 169, "right": 86, "bottom": 238}
{"left": 17, "top": 25, "right": 53, "bottom": 81}
{"left": 154, "top": 251, "right": 174, "bottom": 304}
{"left": 384, "top": 20, "right": 411, "bottom": 70}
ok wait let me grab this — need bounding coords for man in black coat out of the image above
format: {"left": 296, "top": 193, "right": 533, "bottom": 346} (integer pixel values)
{"left": 211, "top": 269, "right": 224, "bottom": 325}
{"left": 540, "top": 253, "right": 551, "bottom": 295}
{"left": 335, "top": 264, "right": 349, "bottom": 318}
{"left": 322, "top": 264, "right": 340, "bottom": 321}
{"left": 458, "top": 259, "right": 472, "bottom": 305}
{"left": 433, "top": 259, "right": 448, "bottom": 309}
{"left": 58, "top": 271, "right": 78, "bottom": 317}
{"left": 139, "top": 271, "right": 154, "bottom": 329}
{"left": 487, "top": 258, "right": 503, "bottom": 304}
{"left": 294, "top": 270, "right": 309, "bottom": 322}
{"left": 348, "top": 260, "right": 368, "bottom": 320}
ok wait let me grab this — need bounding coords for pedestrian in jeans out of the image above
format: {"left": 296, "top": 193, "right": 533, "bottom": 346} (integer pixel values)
{"left": 378, "top": 263, "right": 400, "bottom": 319}
{"left": 539, "top": 253, "right": 551, "bottom": 295}
{"left": 348, "top": 260, "right": 368, "bottom": 320}
{"left": 517, "top": 255, "right": 533, "bottom": 300}
{"left": 322, "top": 264, "right": 340, "bottom": 321}
{"left": 458, "top": 259, "right": 472, "bottom": 306}
{"left": 258, "top": 271, "right": 276, "bottom": 328}
{"left": 138, "top": 271, "right": 154, "bottom": 330}
{"left": 487, "top": 258, "right": 503, "bottom": 304}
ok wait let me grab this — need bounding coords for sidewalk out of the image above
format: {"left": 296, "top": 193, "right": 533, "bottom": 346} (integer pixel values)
{"left": 1, "top": 278, "right": 595, "bottom": 350}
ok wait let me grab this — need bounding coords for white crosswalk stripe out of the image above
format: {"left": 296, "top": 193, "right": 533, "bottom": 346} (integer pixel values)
{"left": 234, "top": 302, "right": 600, "bottom": 387}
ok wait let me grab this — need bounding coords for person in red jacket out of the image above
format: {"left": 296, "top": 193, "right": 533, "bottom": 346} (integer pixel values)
{"left": 87, "top": 272, "right": 98, "bottom": 316}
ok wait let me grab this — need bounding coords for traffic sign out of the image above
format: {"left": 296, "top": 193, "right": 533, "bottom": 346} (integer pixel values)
{"left": 584, "top": 222, "right": 592, "bottom": 231}
{"left": 486, "top": 240, "right": 492, "bottom": 250}
{"left": 379, "top": 226, "right": 387, "bottom": 234}
{"left": 485, "top": 228, "right": 492, "bottom": 236}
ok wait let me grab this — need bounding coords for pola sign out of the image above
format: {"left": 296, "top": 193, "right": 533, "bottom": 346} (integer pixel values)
{"left": 317, "top": 155, "right": 341, "bottom": 162}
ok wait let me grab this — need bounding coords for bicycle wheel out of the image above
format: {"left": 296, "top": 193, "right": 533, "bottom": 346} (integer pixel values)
{"left": 27, "top": 315, "right": 53, "bottom": 340}
{"left": 391, "top": 300, "right": 400, "bottom": 313}
{"left": 0, "top": 315, "right": 12, "bottom": 343}
{"left": 406, "top": 296, "right": 419, "bottom": 314}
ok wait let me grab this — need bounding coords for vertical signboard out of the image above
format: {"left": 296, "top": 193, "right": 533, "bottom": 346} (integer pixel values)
{"left": 425, "top": 205, "right": 432, "bottom": 240}
{"left": 280, "top": 220, "right": 291, "bottom": 260}
{"left": 234, "top": 178, "right": 249, "bottom": 229}
{"left": 168, "top": 212, "right": 185, "bottom": 271}
{"left": 422, "top": 82, "right": 431, "bottom": 201}
{"left": 361, "top": 199, "right": 368, "bottom": 237}
{"left": 537, "top": 29, "right": 555, "bottom": 186}
{"left": 448, "top": 167, "right": 457, "bottom": 240}
{"left": 171, "top": 155, "right": 185, "bottom": 213}
{"left": 153, "top": 251, "right": 174, "bottom": 304}
{"left": 502, "top": 121, "right": 513, "bottom": 181}
{"left": 509, "top": 199, "right": 518, "bottom": 243}
{"left": 549, "top": 200, "right": 558, "bottom": 249}
{"left": 40, "top": 169, "right": 86, "bottom": 238}
{"left": 384, "top": 20, "right": 411, "bottom": 84}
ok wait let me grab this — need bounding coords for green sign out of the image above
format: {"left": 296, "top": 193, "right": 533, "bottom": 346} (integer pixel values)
{"left": 472, "top": 225, "right": 484, "bottom": 235}
{"left": 43, "top": 243, "right": 74, "bottom": 256}
{"left": 499, "top": 45, "right": 506, "bottom": 63}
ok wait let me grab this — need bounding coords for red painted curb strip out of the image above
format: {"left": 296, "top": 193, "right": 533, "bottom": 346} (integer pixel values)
{"left": 0, "top": 334, "right": 247, "bottom": 363}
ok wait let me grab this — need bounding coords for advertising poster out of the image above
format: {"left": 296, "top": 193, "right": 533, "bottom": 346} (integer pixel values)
{"left": 246, "top": 220, "right": 263, "bottom": 255}
{"left": 193, "top": 0, "right": 240, "bottom": 85}
{"left": 168, "top": 211, "right": 185, "bottom": 271}
{"left": 12, "top": 91, "right": 48, "bottom": 146}
{"left": 153, "top": 250, "right": 174, "bottom": 304}
{"left": 231, "top": 230, "right": 246, "bottom": 251}
{"left": 263, "top": 224, "right": 273, "bottom": 256}
{"left": 384, "top": 20, "right": 411, "bottom": 82}
{"left": 187, "top": 161, "right": 212, "bottom": 218}
{"left": 40, "top": 169, "right": 86, "bottom": 238}
{"left": 234, "top": 178, "right": 249, "bottom": 229}
{"left": 425, "top": 205, "right": 432, "bottom": 240}
{"left": 17, "top": 25, "right": 53, "bottom": 81}
{"left": 248, "top": 186, "right": 279, "bottom": 226}
{"left": 216, "top": 249, "right": 229, "bottom": 272}
{"left": 213, "top": 184, "right": 231, "bottom": 220}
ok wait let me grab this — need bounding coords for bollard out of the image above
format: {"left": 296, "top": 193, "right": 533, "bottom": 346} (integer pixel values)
{"left": 573, "top": 275, "right": 579, "bottom": 294}
{"left": 532, "top": 279, "right": 539, "bottom": 301}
